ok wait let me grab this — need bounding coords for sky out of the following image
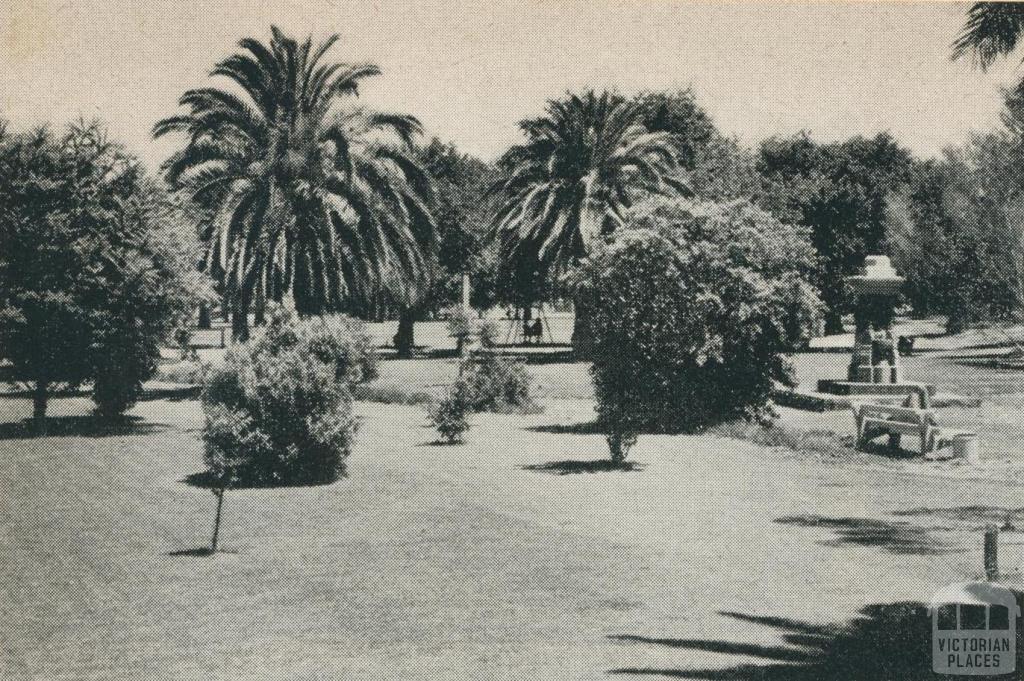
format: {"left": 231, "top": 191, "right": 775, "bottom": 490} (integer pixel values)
{"left": 1, "top": 0, "right": 1022, "bottom": 170}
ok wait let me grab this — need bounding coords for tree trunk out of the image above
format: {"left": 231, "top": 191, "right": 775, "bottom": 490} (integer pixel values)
{"left": 210, "top": 488, "right": 225, "bottom": 553}
{"left": 395, "top": 308, "right": 416, "bottom": 359}
{"left": 32, "top": 380, "right": 48, "bottom": 433}
{"left": 254, "top": 283, "right": 266, "bottom": 327}
{"left": 197, "top": 303, "right": 212, "bottom": 330}
{"left": 571, "top": 295, "right": 595, "bottom": 359}
{"left": 824, "top": 309, "right": 844, "bottom": 336}
{"left": 231, "top": 292, "right": 250, "bottom": 342}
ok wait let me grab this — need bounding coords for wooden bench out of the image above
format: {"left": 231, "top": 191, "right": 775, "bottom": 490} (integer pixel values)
{"left": 851, "top": 402, "right": 968, "bottom": 456}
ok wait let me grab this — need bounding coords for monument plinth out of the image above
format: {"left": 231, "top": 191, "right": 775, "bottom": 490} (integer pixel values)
{"left": 847, "top": 255, "right": 904, "bottom": 384}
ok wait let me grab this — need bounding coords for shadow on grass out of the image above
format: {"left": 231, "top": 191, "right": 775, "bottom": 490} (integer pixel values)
{"left": 0, "top": 415, "right": 170, "bottom": 440}
{"left": 138, "top": 385, "right": 202, "bottom": 402}
{"left": 180, "top": 469, "right": 344, "bottom": 491}
{"left": 775, "top": 514, "right": 963, "bottom": 556}
{"left": 166, "top": 547, "right": 238, "bottom": 557}
{"left": 894, "top": 506, "right": 1024, "bottom": 529}
{"left": 609, "top": 595, "right": 1024, "bottom": 679}
{"left": 527, "top": 421, "right": 602, "bottom": 435}
{"left": 522, "top": 459, "right": 643, "bottom": 475}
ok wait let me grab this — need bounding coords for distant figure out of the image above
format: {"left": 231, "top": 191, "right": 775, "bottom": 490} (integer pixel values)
{"left": 523, "top": 318, "right": 543, "bottom": 344}
{"left": 898, "top": 335, "right": 915, "bottom": 357}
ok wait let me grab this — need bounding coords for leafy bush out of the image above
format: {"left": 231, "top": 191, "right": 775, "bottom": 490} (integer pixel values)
{"left": 0, "top": 123, "right": 211, "bottom": 425}
{"left": 444, "top": 305, "right": 476, "bottom": 338}
{"left": 430, "top": 386, "right": 472, "bottom": 444}
{"left": 574, "top": 196, "right": 822, "bottom": 446}
{"left": 477, "top": 318, "right": 501, "bottom": 348}
{"left": 457, "top": 353, "right": 537, "bottom": 413}
{"left": 352, "top": 384, "right": 434, "bottom": 406}
{"left": 252, "top": 305, "right": 377, "bottom": 384}
{"left": 201, "top": 311, "right": 360, "bottom": 486}
{"left": 155, "top": 360, "right": 208, "bottom": 385}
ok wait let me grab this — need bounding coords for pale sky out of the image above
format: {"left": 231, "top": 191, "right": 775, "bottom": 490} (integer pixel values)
{"left": 1, "top": 0, "right": 1021, "bottom": 169}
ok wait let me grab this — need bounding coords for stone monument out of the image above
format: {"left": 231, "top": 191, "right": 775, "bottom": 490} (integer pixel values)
{"left": 846, "top": 255, "right": 904, "bottom": 384}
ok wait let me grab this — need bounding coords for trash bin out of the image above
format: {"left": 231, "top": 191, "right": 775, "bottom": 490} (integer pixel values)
{"left": 952, "top": 433, "right": 980, "bottom": 464}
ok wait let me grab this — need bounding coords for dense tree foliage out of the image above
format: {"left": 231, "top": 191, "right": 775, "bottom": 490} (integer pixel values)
{"left": 385, "top": 138, "right": 494, "bottom": 353}
{"left": 575, "top": 196, "right": 821, "bottom": 460}
{"left": 490, "top": 91, "right": 685, "bottom": 305}
{"left": 757, "top": 133, "right": 912, "bottom": 333}
{"left": 156, "top": 27, "right": 437, "bottom": 342}
{"left": 636, "top": 90, "right": 761, "bottom": 202}
{"left": 0, "top": 122, "right": 207, "bottom": 427}
{"left": 201, "top": 305, "right": 371, "bottom": 487}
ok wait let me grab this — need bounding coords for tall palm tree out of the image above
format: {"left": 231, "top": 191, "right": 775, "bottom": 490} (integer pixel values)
{"left": 155, "top": 27, "right": 436, "bottom": 343}
{"left": 952, "top": 2, "right": 1024, "bottom": 71}
{"left": 489, "top": 91, "right": 687, "bottom": 347}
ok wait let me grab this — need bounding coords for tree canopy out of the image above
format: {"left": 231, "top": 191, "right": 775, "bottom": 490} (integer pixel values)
{"left": 155, "top": 27, "right": 437, "bottom": 338}
{"left": 757, "top": 132, "right": 913, "bottom": 332}
{"left": 0, "top": 122, "right": 209, "bottom": 425}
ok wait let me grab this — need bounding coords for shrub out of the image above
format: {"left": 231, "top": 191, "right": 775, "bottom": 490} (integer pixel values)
{"left": 457, "top": 353, "right": 537, "bottom": 413}
{"left": 253, "top": 305, "right": 377, "bottom": 384}
{"left": 352, "top": 384, "right": 434, "bottom": 406}
{"left": 430, "top": 386, "right": 472, "bottom": 444}
{"left": 155, "top": 359, "right": 208, "bottom": 385}
{"left": 573, "top": 196, "right": 822, "bottom": 450}
{"left": 0, "top": 123, "right": 211, "bottom": 426}
{"left": 444, "top": 305, "right": 476, "bottom": 338}
{"left": 201, "top": 311, "right": 360, "bottom": 486}
{"left": 478, "top": 318, "right": 501, "bottom": 348}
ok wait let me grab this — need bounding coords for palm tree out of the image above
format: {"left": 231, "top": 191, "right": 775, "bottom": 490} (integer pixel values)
{"left": 489, "top": 91, "right": 687, "bottom": 348}
{"left": 155, "top": 27, "right": 436, "bottom": 345}
{"left": 952, "top": 3, "right": 1024, "bottom": 71}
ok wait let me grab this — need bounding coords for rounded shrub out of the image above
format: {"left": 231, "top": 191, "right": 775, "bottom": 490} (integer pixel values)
{"left": 477, "top": 318, "right": 501, "bottom": 349}
{"left": 200, "top": 307, "right": 364, "bottom": 486}
{"left": 252, "top": 304, "right": 378, "bottom": 384}
{"left": 574, "top": 196, "right": 822, "bottom": 446}
{"left": 457, "top": 353, "right": 536, "bottom": 413}
{"left": 430, "top": 385, "right": 472, "bottom": 444}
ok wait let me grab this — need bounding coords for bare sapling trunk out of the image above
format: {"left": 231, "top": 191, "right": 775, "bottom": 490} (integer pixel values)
{"left": 210, "top": 487, "right": 225, "bottom": 553}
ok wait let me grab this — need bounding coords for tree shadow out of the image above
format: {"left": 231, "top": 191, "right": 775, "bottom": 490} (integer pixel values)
{"left": 609, "top": 595, "right": 1024, "bottom": 679}
{"left": 894, "top": 506, "right": 1024, "bottom": 530}
{"left": 138, "top": 385, "right": 202, "bottom": 402}
{"left": 521, "top": 459, "right": 643, "bottom": 475}
{"left": 0, "top": 415, "right": 170, "bottom": 440}
{"left": 774, "top": 514, "right": 963, "bottom": 556}
{"left": 527, "top": 421, "right": 602, "bottom": 435}
{"left": 166, "top": 547, "right": 238, "bottom": 557}
{"left": 180, "top": 468, "right": 345, "bottom": 490}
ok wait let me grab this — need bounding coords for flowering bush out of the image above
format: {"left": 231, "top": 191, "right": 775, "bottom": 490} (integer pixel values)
{"left": 574, "top": 196, "right": 821, "bottom": 452}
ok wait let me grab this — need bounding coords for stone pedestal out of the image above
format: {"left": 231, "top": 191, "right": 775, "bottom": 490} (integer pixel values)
{"left": 846, "top": 256, "right": 904, "bottom": 385}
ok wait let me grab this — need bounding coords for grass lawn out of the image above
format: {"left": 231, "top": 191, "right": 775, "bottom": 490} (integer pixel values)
{"left": 3, "top": 390, "right": 1024, "bottom": 679}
